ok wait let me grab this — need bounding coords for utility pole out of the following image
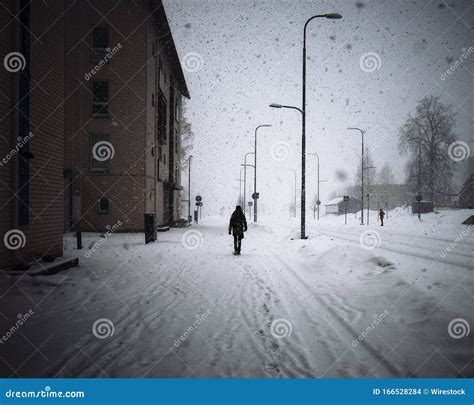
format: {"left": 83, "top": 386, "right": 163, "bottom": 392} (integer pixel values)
{"left": 347, "top": 128, "right": 365, "bottom": 225}
{"left": 253, "top": 125, "right": 271, "bottom": 222}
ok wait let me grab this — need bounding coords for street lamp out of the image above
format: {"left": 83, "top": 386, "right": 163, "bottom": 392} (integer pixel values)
{"left": 363, "top": 166, "right": 376, "bottom": 225}
{"left": 347, "top": 127, "right": 365, "bottom": 225}
{"left": 307, "top": 152, "right": 322, "bottom": 220}
{"left": 287, "top": 169, "right": 297, "bottom": 218}
{"left": 254, "top": 124, "right": 272, "bottom": 222}
{"left": 243, "top": 152, "right": 255, "bottom": 210}
{"left": 241, "top": 163, "right": 255, "bottom": 218}
{"left": 407, "top": 137, "right": 422, "bottom": 220}
{"left": 187, "top": 155, "right": 193, "bottom": 223}
{"left": 270, "top": 12, "right": 342, "bottom": 239}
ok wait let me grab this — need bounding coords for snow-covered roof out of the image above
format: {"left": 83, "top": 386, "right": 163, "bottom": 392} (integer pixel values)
{"left": 325, "top": 197, "right": 344, "bottom": 206}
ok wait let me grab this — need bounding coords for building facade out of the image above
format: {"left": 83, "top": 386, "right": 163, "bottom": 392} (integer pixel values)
{"left": 63, "top": 0, "right": 189, "bottom": 233}
{"left": 0, "top": 0, "right": 65, "bottom": 270}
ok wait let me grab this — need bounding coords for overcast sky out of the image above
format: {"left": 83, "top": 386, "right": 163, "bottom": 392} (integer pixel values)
{"left": 164, "top": 0, "right": 473, "bottom": 217}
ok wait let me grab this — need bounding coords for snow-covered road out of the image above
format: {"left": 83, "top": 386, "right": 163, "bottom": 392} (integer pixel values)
{"left": 0, "top": 213, "right": 473, "bottom": 378}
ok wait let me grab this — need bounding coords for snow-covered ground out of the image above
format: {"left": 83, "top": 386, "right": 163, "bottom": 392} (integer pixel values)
{"left": 0, "top": 208, "right": 473, "bottom": 378}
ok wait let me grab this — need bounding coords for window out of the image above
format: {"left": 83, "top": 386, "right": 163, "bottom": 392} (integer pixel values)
{"left": 91, "top": 80, "right": 109, "bottom": 117}
{"left": 98, "top": 197, "right": 109, "bottom": 214}
{"left": 90, "top": 133, "right": 111, "bottom": 172}
{"left": 157, "top": 93, "right": 167, "bottom": 145}
{"left": 158, "top": 56, "right": 165, "bottom": 93}
{"left": 91, "top": 26, "right": 109, "bottom": 62}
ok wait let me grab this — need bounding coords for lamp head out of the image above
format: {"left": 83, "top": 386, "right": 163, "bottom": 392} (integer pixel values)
{"left": 269, "top": 103, "right": 282, "bottom": 109}
{"left": 325, "top": 13, "right": 342, "bottom": 19}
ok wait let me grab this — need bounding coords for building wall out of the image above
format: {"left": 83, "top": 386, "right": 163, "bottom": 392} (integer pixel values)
{"left": 64, "top": 1, "right": 148, "bottom": 232}
{"left": 0, "top": 0, "right": 64, "bottom": 269}
{"left": 63, "top": 0, "right": 186, "bottom": 232}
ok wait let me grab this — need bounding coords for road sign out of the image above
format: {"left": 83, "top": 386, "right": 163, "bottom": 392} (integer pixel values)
{"left": 343, "top": 195, "right": 349, "bottom": 201}
{"left": 196, "top": 201, "right": 203, "bottom": 207}
{"left": 248, "top": 201, "right": 253, "bottom": 206}
{"left": 316, "top": 200, "right": 321, "bottom": 205}
{"left": 252, "top": 192, "right": 260, "bottom": 199}
{"left": 195, "top": 195, "right": 202, "bottom": 202}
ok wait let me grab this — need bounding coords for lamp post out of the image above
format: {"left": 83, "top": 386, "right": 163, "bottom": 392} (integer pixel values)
{"left": 270, "top": 12, "right": 342, "bottom": 239}
{"left": 254, "top": 124, "right": 272, "bottom": 222}
{"left": 287, "top": 169, "right": 297, "bottom": 218}
{"left": 241, "top": 163, "right": 254, "bottom": 213}
{"left": 363, "top": 165, "right": 376, "bottom": 225}
{"left": 187, "top": 155, "right": 193, "bottom": 223}
{"left": 407, "top": 137, "right": 422, "bottom": 220}
{"left": 243, "top": 152, "right": 255, "bottom": 210}
{"left": 347, "top": 127, "right": 365, "bottom": 225}
{"left": 307, "top": 152, "right": 322, "bottom": 220}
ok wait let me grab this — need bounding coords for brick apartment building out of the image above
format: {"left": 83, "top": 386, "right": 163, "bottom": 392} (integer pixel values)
{"left": 63, "top": 0, "right": 190, "bottom": 233}
{"left": 1, "top": 0, "right": 189, "bottom": 270}
{"left": 0, "top": 0, "right": 65, "bottom": 270}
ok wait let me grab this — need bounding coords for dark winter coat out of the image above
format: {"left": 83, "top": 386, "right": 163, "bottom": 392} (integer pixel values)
{"left": 229, "top": 208, "right": 248, "bottom": 236}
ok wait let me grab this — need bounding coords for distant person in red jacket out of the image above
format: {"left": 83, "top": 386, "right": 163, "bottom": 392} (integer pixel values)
{"left": 378, "top": 208, "right": 385, "bottom": 226}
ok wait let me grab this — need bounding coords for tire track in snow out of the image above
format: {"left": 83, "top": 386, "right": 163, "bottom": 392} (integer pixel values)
{"left": 270, "top": 253, "right": 404, "bottom": 377}
{"left": 316, "top": 228, "right": 474, "bottom": 270}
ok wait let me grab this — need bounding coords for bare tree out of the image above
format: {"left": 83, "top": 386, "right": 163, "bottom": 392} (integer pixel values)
{"left": 398, "top": 96, "right": 456, "bottom": 205}
{"left": 180, "top": 99, "right": 194, "bottom": 166}
{"left": 378, "top": 163, "right": 395, "bottom": 185}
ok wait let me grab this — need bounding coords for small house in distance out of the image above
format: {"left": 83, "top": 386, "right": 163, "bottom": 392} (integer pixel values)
{"left": 325, "top": 197, "right": 362, "bottom": 215}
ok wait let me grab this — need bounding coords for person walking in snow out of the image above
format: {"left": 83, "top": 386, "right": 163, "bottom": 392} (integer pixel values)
{"left": 228, "top": 205, "right": 247, "bottom": 255}
{"left": 378, "top": 208, "right": 385, "bottom": 226}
